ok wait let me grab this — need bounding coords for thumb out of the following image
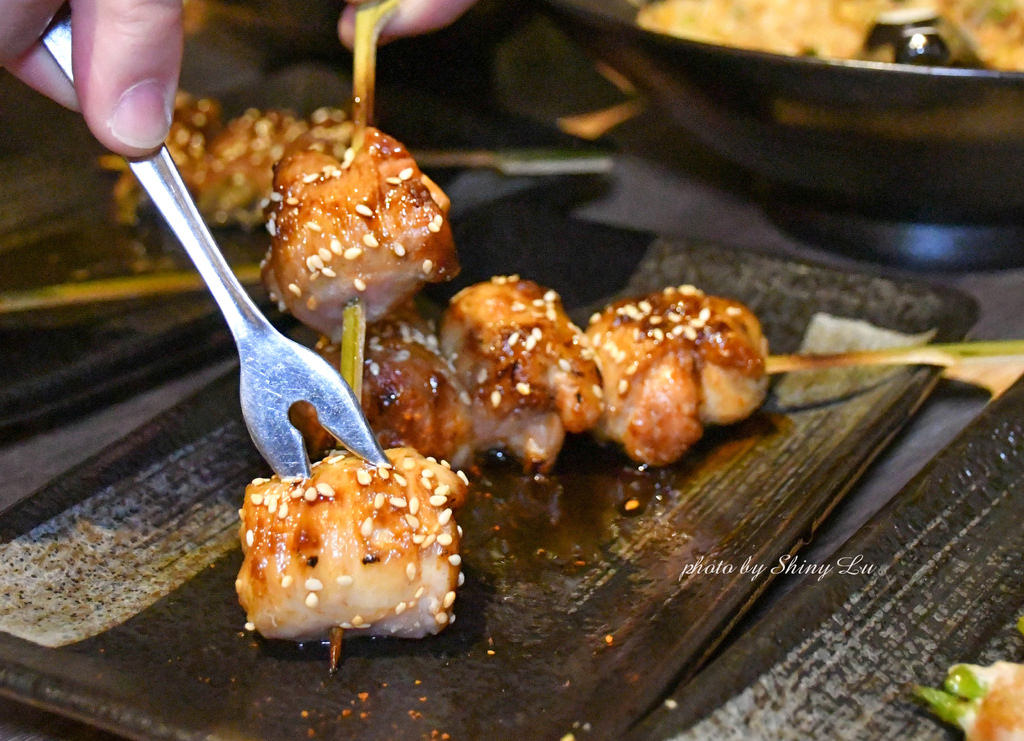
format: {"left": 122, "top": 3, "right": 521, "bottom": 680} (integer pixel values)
{"left": 71, "top": 0, "right": 182, "bottom": 156}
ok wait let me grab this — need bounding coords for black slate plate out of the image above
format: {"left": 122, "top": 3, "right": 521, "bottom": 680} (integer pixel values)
{"left": 633, "top": 379, "right": 1024, "bottom": 740}
{"left": 0, "top": 238, "right": 974, "bottom": 740}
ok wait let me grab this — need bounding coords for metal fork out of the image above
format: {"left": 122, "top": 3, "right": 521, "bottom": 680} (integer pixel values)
{"left": 41, "top": 6, "right": 389, "bottom": 478}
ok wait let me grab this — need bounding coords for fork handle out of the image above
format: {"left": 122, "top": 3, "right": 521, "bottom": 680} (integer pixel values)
{"left": 128, "top": 151, "right": 267, "bottom": 340}
{"left": 40, "top": 5, "right": 266, "bottom": 342}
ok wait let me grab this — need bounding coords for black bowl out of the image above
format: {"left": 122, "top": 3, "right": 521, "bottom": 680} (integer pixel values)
{"left": 537, "top": 0, "right": 1024, "bottom": 226}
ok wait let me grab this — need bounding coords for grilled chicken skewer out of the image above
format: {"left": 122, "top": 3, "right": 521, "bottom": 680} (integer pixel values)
{"left": 588, "top": 284, "right": 1022, "bottom": 466}
{"left": 242, "top": 0, "right": 475, "bottom": 669}
{"left": 440, "top": 276, "right": 604, "bottom": 473}
{"left": 586, "top": 285, "right": 769, "bottom": 466}
{"left": 236, "top": 448, "right": 468, "bottom": 651}
{"left": 106, "top": 94, "right": 352, "bottom": 228}
{"left": 261, "top": 127, "right": 458, "bottom": 336}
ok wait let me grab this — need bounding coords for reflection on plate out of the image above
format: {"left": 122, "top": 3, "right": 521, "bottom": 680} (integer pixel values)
{"left": 0, "top": 229, "right": 974, "bottom": 739}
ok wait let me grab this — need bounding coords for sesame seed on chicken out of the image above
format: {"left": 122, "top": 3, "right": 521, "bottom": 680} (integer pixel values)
{"left": 112, "top": 94, "right": 352, "bottom": 229}
{"left": 440, "top": 276, "right": 603, "bottom": 473}
{"left": 585, "top": 285, "right": 769, "bottom": 466}
{"left": 236, "top": 447, "right": 468, "bottom": 643}
{"left": 261, "top": 127, "right": 458, "bottom": 337}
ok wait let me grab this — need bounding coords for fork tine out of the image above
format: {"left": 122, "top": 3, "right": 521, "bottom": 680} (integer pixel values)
{"left": 240, "top": 390, "right": 312, "bottom": 480}
{"left": 305, "top": 373, "right": 391, "bottom": 468}
{"left": 282, "top": 340, "right": 390, "bottom": 468}
{"left": 239, "top": 336, "right": 390, "bottom": 475}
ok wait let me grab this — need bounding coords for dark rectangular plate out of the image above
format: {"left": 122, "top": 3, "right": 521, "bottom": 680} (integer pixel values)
{"left": 634, "top": 375, "right": 1024, "bottom": 740}
{"left": 0, "top": 227, "right": 975, "bottom": 740}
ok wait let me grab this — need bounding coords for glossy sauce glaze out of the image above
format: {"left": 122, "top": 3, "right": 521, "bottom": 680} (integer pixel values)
{"left": 440, "top": 276, "right": 603, "bottom": 473}
{"left": 586, "top": 285, "right": 769, "bottom": 465}
{"left": 262, "top": 127, "right": 458, "bottom": 337}
{"left": 236, "top": 448, "right": 468, "bottom": 643}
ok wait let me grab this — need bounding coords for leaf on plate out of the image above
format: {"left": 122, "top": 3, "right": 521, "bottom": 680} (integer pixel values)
{"left": 772, "top": 312, "right": 936, "bottom": 409}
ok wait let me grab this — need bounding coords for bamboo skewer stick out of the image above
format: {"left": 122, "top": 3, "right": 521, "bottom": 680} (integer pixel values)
{"left": 339, "top": 0, "right": 395, "bottom": 412}
{"left": 328, "top": 626, "right": 345, "bottom": 675}
{"left": 0, "top": 264, "right": 263, "bottom": 313}
{"left": 340, "top": 300, "right": 366, "bottom": 402}
{"left": 351, "top": 0, "right": 400, "bottom": 151}
{"left": 765, "top": 341, "right": 1024, "bottom": 375}
{"left": 318, "top": 17, "right": 383, "bottom": 667}
{"left": 766, "top": 340, "right": 1024, "bottom": 398}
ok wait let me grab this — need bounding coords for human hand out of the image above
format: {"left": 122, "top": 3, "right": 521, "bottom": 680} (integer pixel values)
{"left": 338, "top": 0, "right": 479, "bottom": 47}
{"left": 1, "top": 0, "right": 183, "bottom": 157}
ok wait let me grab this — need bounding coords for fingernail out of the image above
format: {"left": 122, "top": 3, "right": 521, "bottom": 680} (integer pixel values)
{"left": 108, "top": 79, "right": 173, "bottom": 150}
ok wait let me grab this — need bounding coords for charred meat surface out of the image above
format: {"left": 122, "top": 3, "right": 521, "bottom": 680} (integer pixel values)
{"left": 236, "top": 447, "right": 468, "bottom": 642}
{"left": 586, "top": 285, "right": 769, "bottom": 466}
{"left": 314, "top": 306, "right": 474, "bottom": 467}
{"left": 262, "top": 127, "right": 458, "bottom": 337}
{"left": 440, "top": 276, "right": 603, "bottom": 473}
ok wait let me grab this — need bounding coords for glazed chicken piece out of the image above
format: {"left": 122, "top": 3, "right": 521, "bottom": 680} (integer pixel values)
{"left": 439, "top": 276, "right": 604, "bottom": 473}
{"left": 312, "top": 306, "right": 474, "bottom": 468}
{"left": 585, "top": 285, "right": 769, "bottom": 466}
{"left": 111, "top": 95, "right": 352, "bottom": 228}
{"left": 262, "top": 127, "right": 459, "bottom": 337}
{"left": 236, "top": 447, "right": 469, "bottom": 643}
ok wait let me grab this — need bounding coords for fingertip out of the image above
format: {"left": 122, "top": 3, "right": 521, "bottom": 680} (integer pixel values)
{"left": 106, "top": 78, "right": 173, "bottom": 154}
{"left": 72, "top": 0, "right": 182, "bottom": 156}
{"left": 338, "top": 7, "right": 355, "bottom": 49}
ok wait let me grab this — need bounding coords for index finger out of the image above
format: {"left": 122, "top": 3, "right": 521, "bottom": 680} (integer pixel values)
{"left": 338, "top": 0, "right": 478, "bottom": 46}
